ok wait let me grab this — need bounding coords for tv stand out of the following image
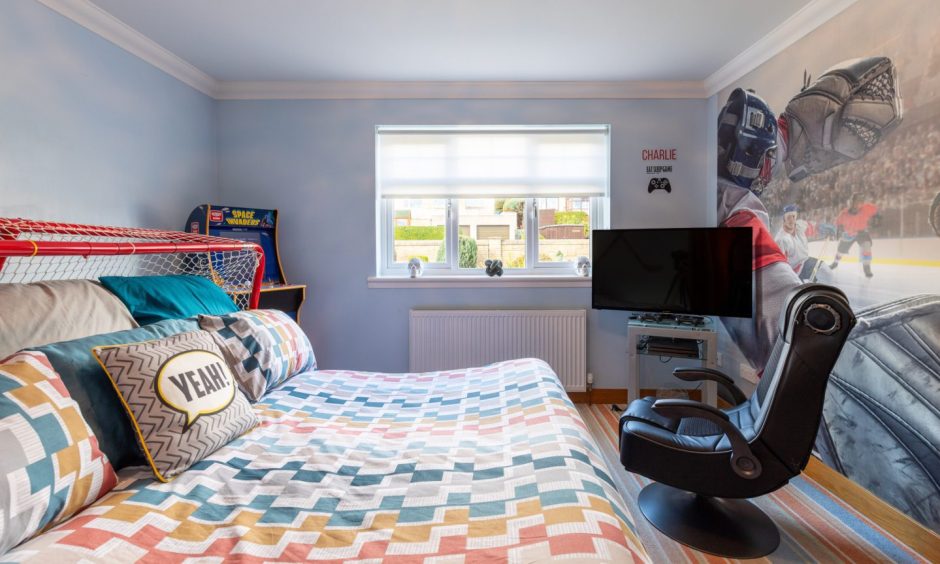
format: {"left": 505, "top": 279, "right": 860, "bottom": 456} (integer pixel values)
{"left": 626, "top": 316, "right": 718, "bottom": 406}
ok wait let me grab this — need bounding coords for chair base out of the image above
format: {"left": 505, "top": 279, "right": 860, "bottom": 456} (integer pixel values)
{"left": 638, "top": 482, "right": 780, "bottom": 558}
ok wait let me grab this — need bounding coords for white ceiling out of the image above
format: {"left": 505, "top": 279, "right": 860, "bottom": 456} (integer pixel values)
{"left": 88, "top": 0, "right": 815, "bottom": 83}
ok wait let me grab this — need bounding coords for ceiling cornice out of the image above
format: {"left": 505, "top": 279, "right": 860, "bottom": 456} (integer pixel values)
{"left": 703, "top": 0, "right": 858, "bottom": 97}
{"left": 216, "top": 80, "right": 707, "bottom": 100}
{"left": 35, "top": 0, "right": 220, "bottom": 97}
{"left": 36, "top": 0, "right": 856, "bottom": 101}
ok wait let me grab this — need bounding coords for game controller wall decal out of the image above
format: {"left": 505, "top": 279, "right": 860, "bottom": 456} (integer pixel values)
{"left": 647, "top": 178, "right": 672, "bottom": 194}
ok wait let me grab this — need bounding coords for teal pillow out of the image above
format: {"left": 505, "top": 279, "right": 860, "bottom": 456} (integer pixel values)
{"left": 100, "top": 275, "right": 238, "bottom": 326}
{"left": 31, "top": 318, "right": 199, "bottom": 470}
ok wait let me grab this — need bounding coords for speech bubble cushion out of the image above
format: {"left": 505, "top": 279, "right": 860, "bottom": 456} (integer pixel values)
{"left": 155, "top": 350, "right": 237, "bottom": 430}
{"left": 93, "top": 330, "right": 257, "bottom": 482}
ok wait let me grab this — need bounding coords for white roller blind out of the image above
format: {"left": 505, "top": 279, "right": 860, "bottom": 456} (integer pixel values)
{"left": 377, "top": 125, "right": 610, "bottom": 198}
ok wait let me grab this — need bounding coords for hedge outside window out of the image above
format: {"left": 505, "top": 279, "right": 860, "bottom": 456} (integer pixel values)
{"left": 377, "top": 125, "right": 610, "bottom": 276}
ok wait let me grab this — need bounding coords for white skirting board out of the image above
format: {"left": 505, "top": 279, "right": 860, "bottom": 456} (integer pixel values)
{"left": 409, "top": 309, "right": 587, "bottom": 391}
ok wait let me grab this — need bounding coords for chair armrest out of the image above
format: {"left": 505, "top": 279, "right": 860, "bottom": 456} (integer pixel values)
{"left": 651, "top": 399, "right": 763, "bottom": 480}
{"left": 673, "top": 367, "right": 748, "bottom": 405}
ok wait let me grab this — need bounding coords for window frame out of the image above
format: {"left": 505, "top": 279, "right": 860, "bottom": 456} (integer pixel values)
{"left": 375, "top": 125, "right": 610, "bottom": 278}
{"left": 530, "top": 196, "right": 606, "bottom": 271}
{"left": 382, "top": 198, "right": 452, "bottom": 274}
{"left": 379, "top": 196, "right": 607, "bottom": 277}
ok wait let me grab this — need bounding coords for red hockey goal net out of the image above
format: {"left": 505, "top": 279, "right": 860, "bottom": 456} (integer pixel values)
{"left": 0, "top": 218, "right": 265, "bottom": 309}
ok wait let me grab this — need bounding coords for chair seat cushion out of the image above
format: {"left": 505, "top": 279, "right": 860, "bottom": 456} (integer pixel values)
{"left": 620, "top": 396, "right": 760, "bottom": 454}
{"left": 627, "top": 420, "right": 725, "bottom": 452}
{"left": 621, "top": 396, "right": 679, "bottom": 431}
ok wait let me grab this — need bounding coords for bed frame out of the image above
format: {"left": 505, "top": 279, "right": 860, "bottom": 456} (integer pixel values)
{"left": 0, "top": 218, "right": 265, "bottom": 309}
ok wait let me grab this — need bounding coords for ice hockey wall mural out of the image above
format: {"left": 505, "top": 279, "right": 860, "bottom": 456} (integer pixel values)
{"left": 716, "top": 0, "right": 940, "bottom": 532}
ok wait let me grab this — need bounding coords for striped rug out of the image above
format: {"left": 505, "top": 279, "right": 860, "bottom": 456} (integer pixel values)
{"left": 578, "top": 404, "right": 927, "bottom": 563}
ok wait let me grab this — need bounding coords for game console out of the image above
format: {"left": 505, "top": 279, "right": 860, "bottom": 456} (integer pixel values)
{"left": 628, "top": 312, "right": 707, "bottom": 327}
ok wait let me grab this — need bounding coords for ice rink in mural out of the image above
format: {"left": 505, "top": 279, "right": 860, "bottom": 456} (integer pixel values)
{"left": 762, "top": 113, "right": 940, "bottom": 308}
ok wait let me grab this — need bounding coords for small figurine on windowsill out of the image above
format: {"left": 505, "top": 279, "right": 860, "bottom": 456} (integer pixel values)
{"left": 484, "top": 259, "right": 503, "bottom": 277}
{"left": 408, "top": 257, "right": 424, "bottom": 278}
{"left": 576, "top": 256, "right": 591, "bottom": 277}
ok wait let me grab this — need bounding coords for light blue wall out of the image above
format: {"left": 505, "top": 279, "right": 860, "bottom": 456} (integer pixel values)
{"left": 218, "top": 98, "right": 711, "bottom": 388}
{"left": 0, "top": 0, "right": 217, "bottom": 228}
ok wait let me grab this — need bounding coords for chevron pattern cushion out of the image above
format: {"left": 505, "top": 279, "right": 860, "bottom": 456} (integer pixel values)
{"left": 93, "top": 331, "right": 258, "bottom": 482}
{"left": 0, "top": 351, "right": 117, "bottom": 554}
{"left": 199, "top": 309, "right": 316, "bottom": 402}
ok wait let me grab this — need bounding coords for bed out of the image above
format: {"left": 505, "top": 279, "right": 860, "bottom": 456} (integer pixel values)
{"left": 5, "top": 360, "right": 647, "bottom": 562}
{"left": 0, "top": 219, "right": 649, "bottom": 562}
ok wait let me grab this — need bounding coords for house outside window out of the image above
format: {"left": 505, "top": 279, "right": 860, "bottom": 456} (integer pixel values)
{"left": 376, "top": 125, "right": 610, "bottom": 276}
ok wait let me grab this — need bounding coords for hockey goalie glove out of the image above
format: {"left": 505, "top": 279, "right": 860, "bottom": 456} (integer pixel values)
{"left": 783, "top": 56, "right": 902, "bottom": 182}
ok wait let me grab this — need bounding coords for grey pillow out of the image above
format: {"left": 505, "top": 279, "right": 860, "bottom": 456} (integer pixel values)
{"left": 0, "top": 279, "right": 137, "bottom": 359}
{"left": 93, "top": 331, "right": 257, "bottom": 481}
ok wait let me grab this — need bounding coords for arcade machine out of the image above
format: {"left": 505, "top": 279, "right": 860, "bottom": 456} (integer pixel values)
{"left": 185, "top": 205, "right": 306, "bottom": 320}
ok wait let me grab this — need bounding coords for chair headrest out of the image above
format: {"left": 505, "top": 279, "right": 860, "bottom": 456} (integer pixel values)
{"left": 778, "top": 284, "right": 851, "bottom": 343}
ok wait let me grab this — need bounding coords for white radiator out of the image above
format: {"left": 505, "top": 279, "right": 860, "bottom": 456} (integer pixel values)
{"left": 409, "top": 309, "right": 587, "bottom": 391}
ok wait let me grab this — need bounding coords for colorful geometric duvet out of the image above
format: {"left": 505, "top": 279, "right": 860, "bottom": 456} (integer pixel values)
{"left": 6, "top": 359, "right": 649, "bottom": 563}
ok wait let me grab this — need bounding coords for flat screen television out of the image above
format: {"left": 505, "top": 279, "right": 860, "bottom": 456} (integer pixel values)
{"left": 592, "top": 227, "right": 753, "bottom": 318}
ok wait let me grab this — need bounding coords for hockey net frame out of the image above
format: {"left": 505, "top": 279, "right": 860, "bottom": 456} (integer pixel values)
{"left": 0, "top": 218, "right": 265, "bottom": 309}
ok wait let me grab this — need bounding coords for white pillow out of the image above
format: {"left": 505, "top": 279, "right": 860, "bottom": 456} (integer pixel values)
{"left": 0, "top": 279, "right": 138, "bottom": 359}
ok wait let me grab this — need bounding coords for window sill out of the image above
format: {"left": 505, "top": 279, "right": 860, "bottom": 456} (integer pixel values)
{"left": 367, "top": 275, "right": 591, "bottom": 289}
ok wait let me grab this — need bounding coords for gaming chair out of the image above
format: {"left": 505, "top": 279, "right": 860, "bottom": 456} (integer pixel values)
{"left": 619, "top": 284, "right": 855, "bottom": 558}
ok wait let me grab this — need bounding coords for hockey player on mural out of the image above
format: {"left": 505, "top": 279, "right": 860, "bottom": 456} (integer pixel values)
{"left": 773, "top": 204, "right": 833, "bottom": 282}
{"left": 830, "top": 193, "right": 881, "bottom": 277}
{"left": 716, "top": 88, "right": 800, "bottom": 371}
{"left": 717, "top": 56, "right": 903, "bottom": 371}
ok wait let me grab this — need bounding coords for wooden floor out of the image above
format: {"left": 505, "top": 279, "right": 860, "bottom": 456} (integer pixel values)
{"left": 802, "top": 456, "right": 940, "bottom": 561}
{"left": 572, "top": 391, "right": 940, "bottom": 561}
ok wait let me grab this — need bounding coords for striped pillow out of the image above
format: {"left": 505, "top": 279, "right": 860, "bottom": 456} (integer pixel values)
{"left": 199, "top": 310, "right": 316, "bottom": 402}
{"left": 0, "top": 351, "right": 117, "bottom": 554}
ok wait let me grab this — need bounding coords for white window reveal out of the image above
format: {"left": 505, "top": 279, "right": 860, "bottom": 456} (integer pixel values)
{"left": 376, "top": 125, "right": 610, "bottom": 277}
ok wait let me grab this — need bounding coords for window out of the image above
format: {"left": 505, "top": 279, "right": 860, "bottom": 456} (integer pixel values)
{"left": 390, "top": 198, "right": 447, "bottom": 266}
{"left": 376, "top": 125, "right": 610, "bottom": 276}
{"left": 536, "top": 196, "right": 592, "bottom": 263}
